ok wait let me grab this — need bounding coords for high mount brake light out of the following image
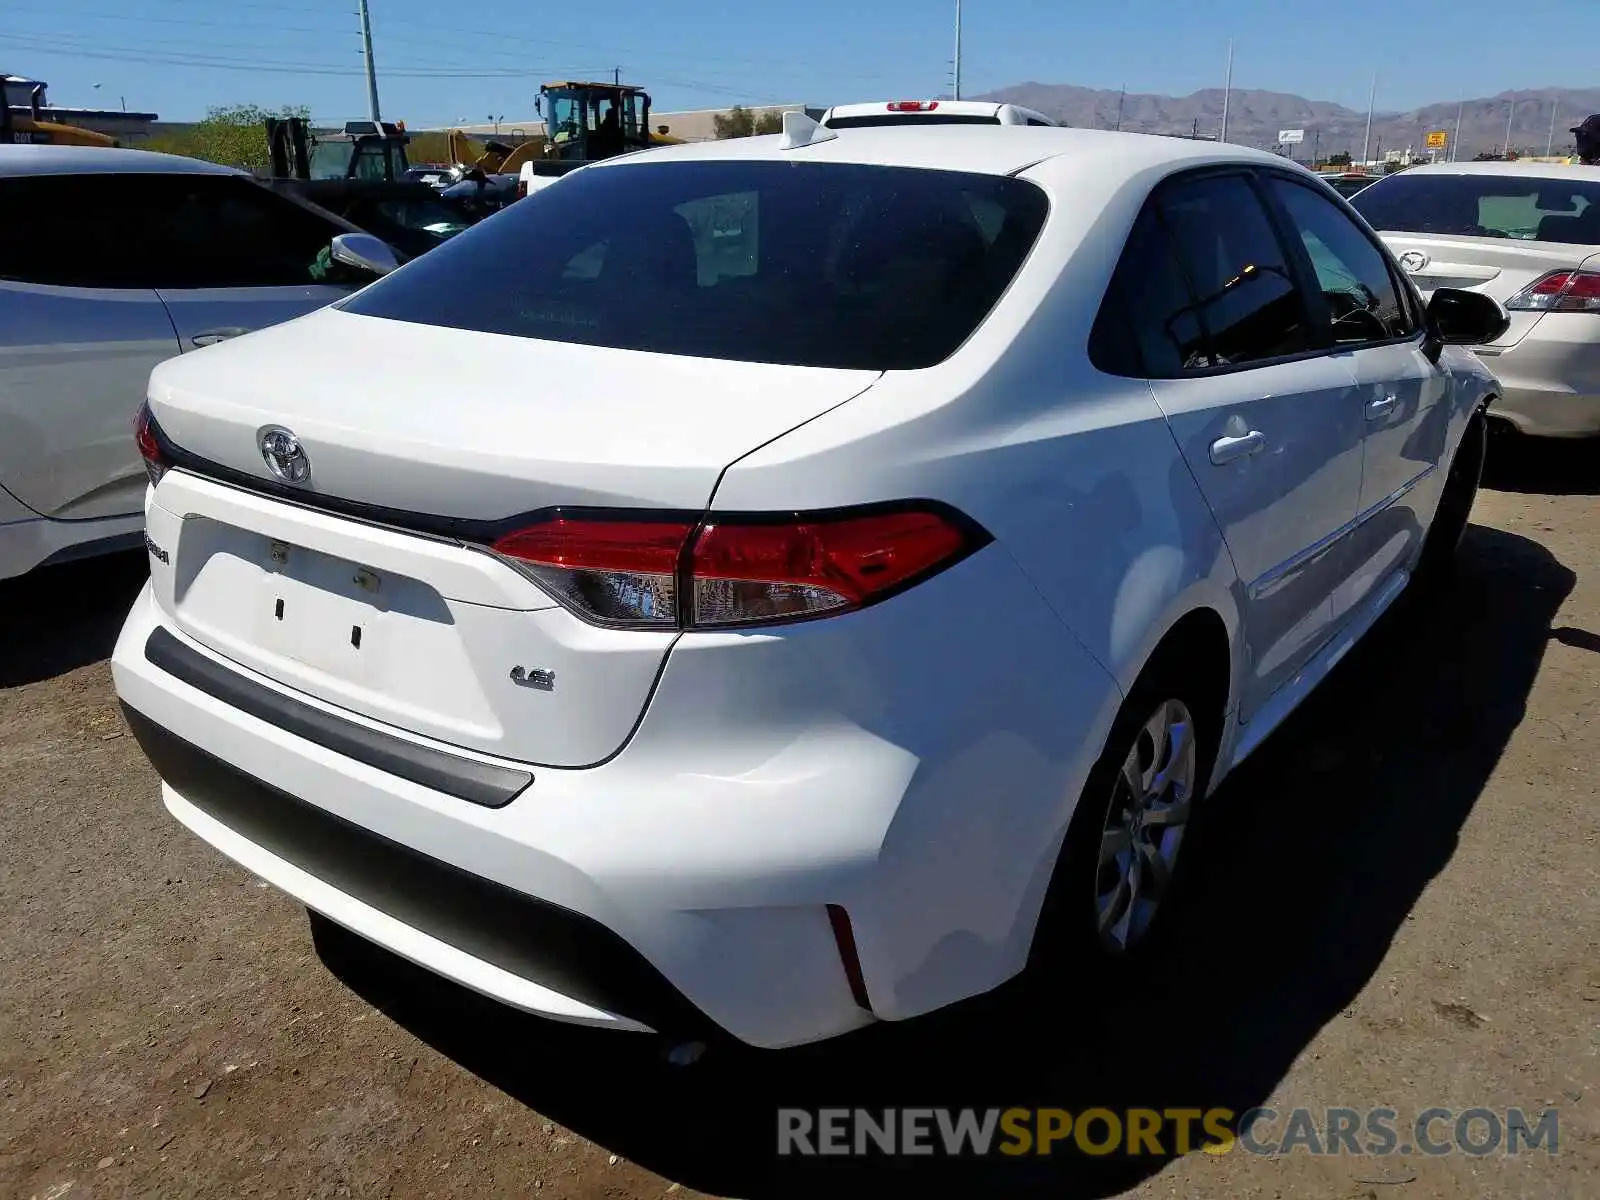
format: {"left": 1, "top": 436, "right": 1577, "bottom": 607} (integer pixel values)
{"left": 886, "top": 101, "right": 939, "bottom": 112}
{"left": 489, "top": 505, "right": 989, "bottom": 630}
{"left": 134, "top": 401, "right": 171, "bottom": 487}
{"left": 1506, "top": 269, "right": 1600, "bottom": 313}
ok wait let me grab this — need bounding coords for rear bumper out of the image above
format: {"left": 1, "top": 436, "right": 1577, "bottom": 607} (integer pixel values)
{"left": 1477, "top": 314, "right": 1600, "bottom": 437}
{"left": 113, "top": 540, "right": 1116, "bottom": 1047}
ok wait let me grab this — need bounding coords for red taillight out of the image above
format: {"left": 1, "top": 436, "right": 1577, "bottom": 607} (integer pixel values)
{"left": 515, "top": 179, "right": 528, "bottom": 199}
{"left": 1506, "top": 269, "right": 1600, "bottom": 312}
{"left": 887, "top": 100, "right": 938, "bottom": 112}
{"left": 690, "top": 509, "right": 974, "bottom": 625}
{"left": 491, "top": 517, "right": 694, "bottom": 626}
{"left": 134, "top": 401, "right": 170, "bottom": 487}
{"left": 489, "top": 505, "right": 987, "bottom": 630}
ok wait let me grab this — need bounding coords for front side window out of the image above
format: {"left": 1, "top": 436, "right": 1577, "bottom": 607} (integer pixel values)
{"left": 1353, "top": 173, "right": 1600, "bottom": 243}
{"left": 341, "top": 160, "right": 1049, "bottom": 371}
{"left": 1268, "top": 176, "right": 1416, "bottom": 344}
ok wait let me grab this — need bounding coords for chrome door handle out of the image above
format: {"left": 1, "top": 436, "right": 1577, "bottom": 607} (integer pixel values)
{"left": 190, "top": 327, "right": 250, "bottom": 347}
{"left": 1209, "top": 430, "right": 1266, "bottom": 465}
{"left": 1366, "top": 393, "right": 1398, "bottom": 420}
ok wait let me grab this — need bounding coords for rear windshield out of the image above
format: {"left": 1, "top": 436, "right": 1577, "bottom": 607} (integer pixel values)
{"left": 342, "top": 160, "right": 1046, "bottom": 370}
{"left": 823, "top": 114, "right": 1002, "bottom": 128}
{"left": 1352, "top": 172, "right": 1600, "bottom": 243}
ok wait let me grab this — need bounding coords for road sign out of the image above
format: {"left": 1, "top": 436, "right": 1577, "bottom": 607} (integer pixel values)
{"left": 1278, "top": 128, "right": 1306, "bottom": 144}
{"left": 1426, "top": 129, "right": 1448, "bottom": 149}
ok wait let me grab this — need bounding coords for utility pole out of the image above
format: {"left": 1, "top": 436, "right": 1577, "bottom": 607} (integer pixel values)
{"left": 1504, "top": 96, "right": 1516, "bottom": 159}
{"left": 1547, "top": 97, "right": 1558, "bottom": 156}
{"left": 1452, "top": 99, "right": 1464, "bottom": 162}
{"left": 1115, "top": 84, "right": 1125, "bottom": 132}
{"left": 1313, "top": 128, "right": 1320, "bottom": 167}
{"left": 952, "top": 0, "right": 962, "bottom": 101}
{"left": 357, "top": 0, "right": 381, "bottom": 123}
{"left": 614, "top": 66, "right": 622, "bottom": 86}
{"left": 1220, "top": 39, "right": 1233, "bottom": 143}
{"left": 1361, "top": 70, "right": 1376, "bottom": 167}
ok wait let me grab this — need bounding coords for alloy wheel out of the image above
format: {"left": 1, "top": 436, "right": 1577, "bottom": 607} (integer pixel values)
{"left": 1094, "top": 698, "right": 1197, "bottom": 953}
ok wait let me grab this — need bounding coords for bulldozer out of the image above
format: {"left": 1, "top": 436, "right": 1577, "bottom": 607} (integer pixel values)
{"left": 263, "top": 116, "right": 481, "bottom": 258}
{"left": 2, "top": 79, "right": 118, "bottom": 147}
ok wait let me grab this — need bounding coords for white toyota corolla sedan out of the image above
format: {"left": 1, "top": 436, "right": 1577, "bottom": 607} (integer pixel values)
{"left": 113, "top": 117, "right": 1507, "bottom": 1050}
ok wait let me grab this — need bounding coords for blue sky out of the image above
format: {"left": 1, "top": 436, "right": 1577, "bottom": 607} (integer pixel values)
{"left": 6, "top": 1, "right": 1598, "bottom": 125}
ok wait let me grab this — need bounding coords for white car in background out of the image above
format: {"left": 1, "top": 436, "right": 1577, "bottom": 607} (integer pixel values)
{"left": 115, "top": 122, "right": 1505, "bottom": 1050}
{"left": 820, "top": 99, "right": 1058, "bottom": 129}
{"left": 1352, "top": 160, "right": 1600, "bottom": 437}
{"left": 0, "top": 145, "right": 398, "bottom": 580}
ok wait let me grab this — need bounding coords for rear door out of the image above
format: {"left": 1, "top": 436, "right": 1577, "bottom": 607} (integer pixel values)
{"left": 0, "top": 172, "right": 182, "bottom": 521}
{"left": 127, "top": 174, "right": 352, "bottom": 350}
{"left": 1263, "top": 171, "right": 1450, "bottom": 614}
{"left": 1125, "top": 171, "right": 1366, "bottom": 721}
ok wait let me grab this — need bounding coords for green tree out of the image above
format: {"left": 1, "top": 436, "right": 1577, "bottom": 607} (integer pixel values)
{"left": 753, "top": 110, "right": 784, "bottom": 135}
{"left": 1327, "top": 150, "right": 1352, "bottom": 167}
{"left": 145, "top": 104, "right": 311, "bottom": 172}
{"left": 713, "top": 105, "right": 756, "bottom": 139}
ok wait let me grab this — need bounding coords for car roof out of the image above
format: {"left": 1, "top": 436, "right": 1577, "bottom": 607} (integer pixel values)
{"left": 1389, "top": 160, "right": 1600, "bottom": 182}
{"left": 0, "top": 144, "right": 243, "bottom": 178}
{"left": 596, "top": 124, "right": 1292, "bottom": 180}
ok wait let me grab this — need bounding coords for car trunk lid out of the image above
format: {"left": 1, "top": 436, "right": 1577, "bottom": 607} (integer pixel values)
{"left": 1375, "top": 232, "right": 1597, "bottom": 348}
{"left": 144, "top": 306, "right": 880, "bottom": 768}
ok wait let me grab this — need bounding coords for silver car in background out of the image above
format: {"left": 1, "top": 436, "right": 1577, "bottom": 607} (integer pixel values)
{"left": 0, "top": 145, "right": 398, "bottom": 580}
{"left": 1352, "top": 161, "right": 1600, "bottom": 438}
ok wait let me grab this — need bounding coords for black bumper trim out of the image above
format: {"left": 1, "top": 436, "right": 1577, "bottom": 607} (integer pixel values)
{"left": 143, "top": 627, "right": 531, "bottom": 809}
{"left": 121, "top": 703, "right": 716, "bottom": 1039}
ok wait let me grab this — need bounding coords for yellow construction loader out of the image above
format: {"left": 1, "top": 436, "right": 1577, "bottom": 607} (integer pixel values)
{"left": 3, "top": 80, "right": 117, "bottom": 146}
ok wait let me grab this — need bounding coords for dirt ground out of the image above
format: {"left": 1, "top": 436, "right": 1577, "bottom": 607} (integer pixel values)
{"left": 1, "top": 438, "right": 1595, "bottom": 1200}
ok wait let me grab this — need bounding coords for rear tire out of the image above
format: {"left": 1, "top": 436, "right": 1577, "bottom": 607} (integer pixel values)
{"left": 1417, "top": 409, "right": 1486, "bottom": 584}
{"left": 1028, "top": 657, "right": 1220, "bottom": 1002}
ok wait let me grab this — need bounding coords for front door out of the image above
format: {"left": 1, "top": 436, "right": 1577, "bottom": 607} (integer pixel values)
{"left": 1121, "top": 172, "right": 1366, "bottom": 720}
{"left": 1263, "top": 173, "right": 1452, "bottom": 616}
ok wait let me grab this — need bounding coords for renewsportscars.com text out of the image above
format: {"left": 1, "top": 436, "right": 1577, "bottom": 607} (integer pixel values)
{"left": 776, "top": 1106, "right": 1559, "bottom": 1158}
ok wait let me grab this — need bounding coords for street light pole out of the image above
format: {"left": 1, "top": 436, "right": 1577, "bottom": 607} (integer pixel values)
{"left": 1220, "top": 39, "right": 1233, "bottom": 143}
{"left": 1504, "top": 97, "right": 1516, "bottom": 159}
{"left": 952, "top": 0, "right": 962, "bottom": 101}
{"left": 1452, "top": 99, "right": 1464, "bottom": 162}
{"left": 1548, "top": 98, "right": 1559, "bottom": 156}
{"left": 358, "top": 0, "right": 382, "bottom": 123}
{"left": 1361, "top": 71, "right": 1376, "bottom": 167}
{"left": 1115, "top": 83, "right": 1125, "bottom": 132}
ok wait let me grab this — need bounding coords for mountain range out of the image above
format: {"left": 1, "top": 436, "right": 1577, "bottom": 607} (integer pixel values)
{"left": 972, "top": 84, "right": 1600, "bottom": 160}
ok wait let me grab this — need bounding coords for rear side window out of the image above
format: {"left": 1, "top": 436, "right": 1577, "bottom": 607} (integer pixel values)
{"left": 342, "top": 160, "right": 1049, "bottom": 370}
{"left": 1352, "top": 172, "right": 1600, "bottom": 243}
{"left": 1090, "top": 207, "right": 1209, "bottom": 376}
{"left": 1091, "top": 173, "right": 1314, "bottom": 376}
{"left": 0, "top": 173, "right": 345, "bottom": 289}
{"left": 1160, "top": 174, "right": 1313, "bottom": 368}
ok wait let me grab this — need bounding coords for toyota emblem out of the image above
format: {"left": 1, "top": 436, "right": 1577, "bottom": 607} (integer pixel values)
{"left": 1398, "top": 250, "right": 1430, "bottom": 274}
{"left": 258, "top": 425, "right": 311, "bottom": 484}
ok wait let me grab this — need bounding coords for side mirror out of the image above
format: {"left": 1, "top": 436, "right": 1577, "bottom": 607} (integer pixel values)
{"left": 330, "top": 232, "right": 400, "bottom": 279}
{"left": 1426, "top": 287, "right": 1510, "bottom": 355}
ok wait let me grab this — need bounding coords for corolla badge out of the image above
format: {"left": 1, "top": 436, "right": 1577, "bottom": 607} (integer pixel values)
{"left": 1398, "top": 250, "right": 1430, "bottom": 274}
{"left": 258, "top": 425, "right": 311, "bottom": 484}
